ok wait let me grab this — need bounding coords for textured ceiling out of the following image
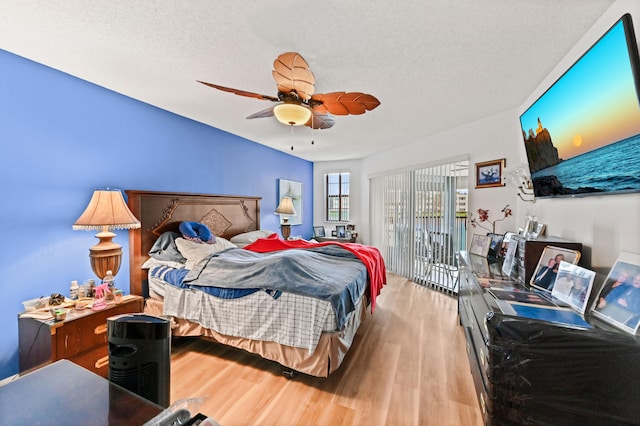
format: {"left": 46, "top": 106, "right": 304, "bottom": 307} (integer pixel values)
{"left": 0, "top": 0, "right": 616, "bottom": 162}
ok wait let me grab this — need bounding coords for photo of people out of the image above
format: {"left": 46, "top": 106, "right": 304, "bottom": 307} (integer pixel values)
{"left": 551, "top": 262, "right": 595, "bottom": 314}
{"left": 530, "top": 246, "right": 581, "bottom": 292}
{"left": 592, "top": 252, "right": 640, "bottom": 334}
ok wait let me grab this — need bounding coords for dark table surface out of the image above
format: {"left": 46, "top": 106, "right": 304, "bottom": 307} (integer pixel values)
{"left": 0, "top": 359, "right": 164, "bottom": 425}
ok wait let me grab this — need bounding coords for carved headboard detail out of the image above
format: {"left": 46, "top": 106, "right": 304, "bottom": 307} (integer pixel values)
{"left": 126, "top": 190, "right": 261, "bottom": 297}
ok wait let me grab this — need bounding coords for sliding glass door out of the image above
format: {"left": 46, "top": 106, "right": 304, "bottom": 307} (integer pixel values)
{"left": 370, "top": 158, "right": 468, "bottom": 294}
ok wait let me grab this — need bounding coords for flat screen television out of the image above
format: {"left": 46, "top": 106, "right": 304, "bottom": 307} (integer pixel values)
{"left": 519, "top": 13, "right": 640, "bottom": 198}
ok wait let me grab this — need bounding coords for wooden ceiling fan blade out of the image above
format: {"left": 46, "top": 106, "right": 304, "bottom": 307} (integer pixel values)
{"left": 246, "top": 106, "right": 276, "bottom": 119}
{"left": 311, "top": 92, "right": 381, "bottom": 115}
{"left": 306, "top": 113, "right": 335, "bottom": 129}
{"left": 197, "top": 81, "right": 279, "bottom": 102}
{"left": 272, "top": 52, "right": 315, "bottom": 100}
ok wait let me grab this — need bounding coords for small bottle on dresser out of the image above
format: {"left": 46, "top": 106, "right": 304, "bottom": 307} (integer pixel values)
{"left": 69, "top": 280, "right": 79, "bottom": 300}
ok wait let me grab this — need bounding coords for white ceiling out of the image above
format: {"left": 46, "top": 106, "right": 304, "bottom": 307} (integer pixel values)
{"left": 0, "top": 1, "right": 616, "bottom": 162}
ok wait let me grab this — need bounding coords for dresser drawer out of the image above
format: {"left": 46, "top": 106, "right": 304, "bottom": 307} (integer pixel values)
{"left": 68, "top": 345, "right": 110, "bottom": 377}
{"left": 54, "top": 299, "right": 144, "bottom": 358}
{"left": 462, "top": 300, "right": 490, "bottom": 388}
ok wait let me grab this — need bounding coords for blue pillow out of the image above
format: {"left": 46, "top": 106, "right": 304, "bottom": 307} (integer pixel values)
{"left": 179, "top": 221, "right": 216, "bottom": 244}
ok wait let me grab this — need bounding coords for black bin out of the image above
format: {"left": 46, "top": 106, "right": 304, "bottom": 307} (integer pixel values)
{"left": 107, "top": 314, "right": 171, "bottom": 407}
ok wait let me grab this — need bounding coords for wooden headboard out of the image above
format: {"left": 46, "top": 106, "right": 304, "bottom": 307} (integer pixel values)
{"left": 125, "top": 190, "right": 261, "bottom": 297}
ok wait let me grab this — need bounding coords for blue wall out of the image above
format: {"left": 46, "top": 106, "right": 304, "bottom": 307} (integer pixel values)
{"left": 0, "top": 49, "right": 314, "bottom": 379}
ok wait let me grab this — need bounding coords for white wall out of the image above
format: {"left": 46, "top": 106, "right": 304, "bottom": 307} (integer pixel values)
{"left": 359, "top": 108, "right": 522, "bottom": 243}
{"left": 315, "top": 107, "right": 521, "bottom": 244}
{"left": 315, "top": 0, "right": 639, "bottom": 269}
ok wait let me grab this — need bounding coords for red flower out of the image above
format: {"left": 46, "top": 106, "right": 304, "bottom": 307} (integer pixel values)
{"left": 470, "top": 205, "right": 511, "bottom": 233}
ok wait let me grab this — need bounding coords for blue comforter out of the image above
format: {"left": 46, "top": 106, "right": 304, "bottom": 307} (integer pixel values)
{"left": 183, "top": 246, "right": 368, "bottom": 329}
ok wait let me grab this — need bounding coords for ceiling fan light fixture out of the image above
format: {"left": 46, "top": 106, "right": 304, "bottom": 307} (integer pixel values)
{"left": 274, "top": 103, "right": 312, "bottom": 126}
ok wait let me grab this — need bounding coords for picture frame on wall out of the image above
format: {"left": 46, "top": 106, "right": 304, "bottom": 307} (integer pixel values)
{"left": 475, "top": 158, "right": 506, "bottom": 188}
{"left": 278, "top": 179, "right": 302, "bottom": 225}
{"left": 591, "top": 252, "right": 640, "bottom": 335}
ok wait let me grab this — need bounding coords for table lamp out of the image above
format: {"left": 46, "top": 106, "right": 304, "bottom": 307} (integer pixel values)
{"left": 73, "top": 188, "right": 141, "bottom": 280}
{"left": 275, "top": 196, "right": 296, "bottom": 239}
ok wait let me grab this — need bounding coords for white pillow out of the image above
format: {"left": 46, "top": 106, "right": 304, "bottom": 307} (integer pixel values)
{"left": 230, "top": 230, "right": 276, "bottom": 247}
{"left": 175, "top": 237, "right": 237, "bottom": 269}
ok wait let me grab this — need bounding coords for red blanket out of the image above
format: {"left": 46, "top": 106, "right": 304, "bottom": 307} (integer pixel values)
{"left": 244, "top": 234, "right": 387, "bottom": 312}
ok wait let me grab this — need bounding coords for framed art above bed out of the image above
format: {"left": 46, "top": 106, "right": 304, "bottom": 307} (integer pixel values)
{"left": 278, "top": 179, "right": 302, "bottom": 225}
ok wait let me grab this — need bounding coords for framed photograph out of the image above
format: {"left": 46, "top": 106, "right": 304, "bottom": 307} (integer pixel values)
{"left": 475, "top": 158, "right": 505, "bottom": 188}
{"left": 530, "top": 246, "right": 581, "bottom": 293}
{"left": 331, "top": 230, "right": 337, "bottom": 237}
{"left": 532, "top": 223, "right": 546, "bottom": 238}
{"left": 499, "top": 231, "right": 516, "bottom": 258}
{"left": 469, "top": 234, "right": 492, "bottom": 257}
{"left": 487, "top": 233, "right": 504, "bottom": 258}
{"left": 345, "top": 230, "right": 353, "bottom": 239}
{"left": 551, "top": 261, "right": 596, "bottom": 314}
{"left": 278, "top": 179, "right": 302, "bottom": 225}
{"left": 313, "top": 226, "right": 325, "bottom": 238}
{"left": 502, "top": 234, "right": 522, "bottom": 277}
{"left": 469, "top": 254, "right": 490, "bottom": 278}
{"left": 523, "top": 216, "right": 538, "bottom": 238}
{"left": 336, "top": 225, "right": 346, "bottom": 238}
{"left": 591, "top": 252, "right": 640, "bottom": 334}
{"left": 346, "top": 224, "right": 355, "bottom": 231}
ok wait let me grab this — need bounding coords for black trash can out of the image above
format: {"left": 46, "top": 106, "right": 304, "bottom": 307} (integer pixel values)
{"left": 107, "top": 314, "right": 171, "bottom": 407}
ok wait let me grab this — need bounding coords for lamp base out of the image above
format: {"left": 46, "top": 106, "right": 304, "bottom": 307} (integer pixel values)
{"left": 280, "top": 224, "right": 291, "bottom": 240}
{"left": 89, "top": 231, "right": 122, "bottom": 280}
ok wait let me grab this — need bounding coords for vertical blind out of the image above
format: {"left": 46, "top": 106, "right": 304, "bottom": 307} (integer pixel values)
{"left": 370, "top": 158, "right": 469, "bottom": 294}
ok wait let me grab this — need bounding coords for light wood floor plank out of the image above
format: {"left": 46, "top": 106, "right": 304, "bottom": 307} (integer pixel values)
{"left": 169, "top": 274, "right": 483, "bottom": 425}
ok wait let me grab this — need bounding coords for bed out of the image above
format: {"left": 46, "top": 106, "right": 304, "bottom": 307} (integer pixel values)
{"left": 125, "top": 190, "right": 386, "bottom": 377}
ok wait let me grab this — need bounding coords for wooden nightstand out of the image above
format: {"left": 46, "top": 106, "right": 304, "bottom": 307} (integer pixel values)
{"left": 18, "top": 295, "right": 144, "bottom": 377}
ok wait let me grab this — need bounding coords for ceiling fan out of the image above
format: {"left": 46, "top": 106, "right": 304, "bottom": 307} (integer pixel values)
{"left": 197, "top": 52, "right": 380, "bottom": 130}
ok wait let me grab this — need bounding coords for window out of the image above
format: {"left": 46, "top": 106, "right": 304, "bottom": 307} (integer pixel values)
{"left": 325, "top": 172, "right": 349, "bottom": 222}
